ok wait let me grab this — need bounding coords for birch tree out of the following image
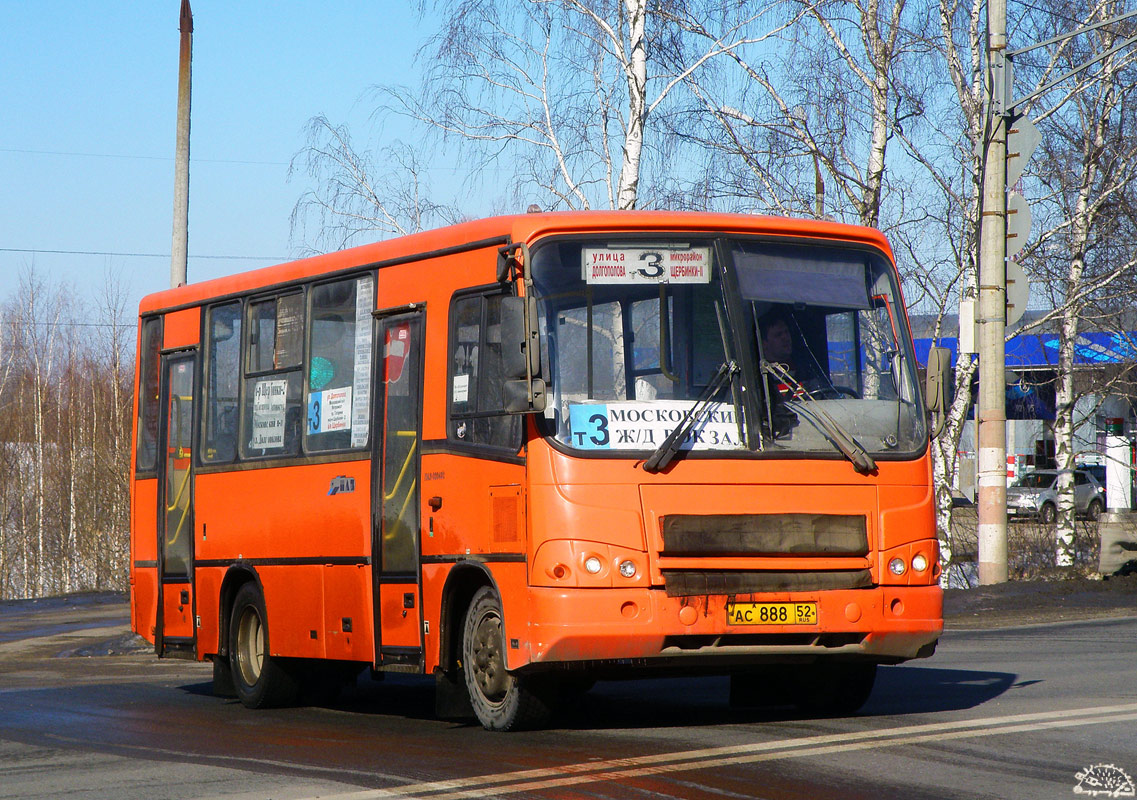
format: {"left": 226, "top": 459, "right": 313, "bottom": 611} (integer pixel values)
{"left": 375, "top": 1, "right": 769, "bottom": 212}
{"left": 1014, "top": 0, "right": 1137, "bottom": 566}
{"left": 673, "top": 0, "right": 934, "bottom": 229}
{"left": 290, "top": 117, "right": 464, "bottom": 253}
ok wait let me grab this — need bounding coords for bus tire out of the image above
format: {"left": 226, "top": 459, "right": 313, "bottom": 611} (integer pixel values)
{"left": 229, "top": 583, "right": 299, "bottom": 709}
{"left": 462, "top": 587, "right": 552, "bottom": 731}
{"left": 794, "top": 662, "right": 876, "bottom": 716}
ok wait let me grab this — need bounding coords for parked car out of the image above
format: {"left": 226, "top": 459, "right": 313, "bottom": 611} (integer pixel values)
{"left": 1007, "top": 469, "right": 1105, "bottom": 523}
{"left": 1081, "top": 463, "right": 1107, "bottom": 487}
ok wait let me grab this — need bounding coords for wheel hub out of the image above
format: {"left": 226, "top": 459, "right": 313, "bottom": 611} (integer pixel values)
{"left": 471, "top": 615, "right": 509, "bottom": 701}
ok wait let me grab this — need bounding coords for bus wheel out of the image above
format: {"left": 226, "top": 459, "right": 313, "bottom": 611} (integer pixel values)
{"left": 794, "top": 662, "right": 876, "bottom": 716}
{"left": 462, "top": 587, "right": 552, "bottom": 731}
{"left": 229, "top": 583, "right": 299, "bottom": 709}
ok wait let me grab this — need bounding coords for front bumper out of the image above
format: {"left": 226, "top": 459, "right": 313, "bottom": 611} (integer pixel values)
{"left": 520, "top": 584, "right": 942, "bottom": 669}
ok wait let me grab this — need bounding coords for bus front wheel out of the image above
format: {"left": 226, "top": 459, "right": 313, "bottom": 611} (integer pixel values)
{"left": 462, "top": 587, "right": 552, "bottom": 731}
{"left": 229, "top": 583, "right": 299, "bottom": 709}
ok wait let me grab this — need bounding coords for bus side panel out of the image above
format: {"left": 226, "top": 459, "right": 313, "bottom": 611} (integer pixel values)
{"left": 162, "top": 584, "right": 194, "bottom": 638}
{"left": 194, "top": 463, "right": 371, "bottom": 660}
{"left": 194, "top": 565, "right": 223, "bottom": 658}
{"left": 260, "top": 565, "right": 324, "bottom": 659}
{"left": 421, "top": 455, "right": 525, "bottom": 557}
{"left": 493, "top": 561, "right": 532, "bottom": 672}
{"left": 194, "top": 464, "right": 370, "bottom": 561}
{"left": 163, "top": 307, "right": 200, "bottom": 349}
{"left": 132, "top": 478, "right": 159, "bottom": 644}
{"left": 323, "top": 564, "right": 374, "bottom": 661}
{"left": 420, "top": 562, "right": 448, "bottom": 673}
{"left": 133, "top": 568, "right": 159, "bottom": 645}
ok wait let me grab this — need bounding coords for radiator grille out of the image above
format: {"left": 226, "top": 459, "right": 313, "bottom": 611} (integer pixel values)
{"left": 661, "top": 513, "right": 868, "bottom": 556}
{"left": 660, "top": 568, "right": 873, "bottom": 597}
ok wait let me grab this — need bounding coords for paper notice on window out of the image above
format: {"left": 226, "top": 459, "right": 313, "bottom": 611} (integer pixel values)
{"left": 351, "top": 276, "right": 374, "bottom": 448}
{"left": 251, "top": 378, "right": 287, "bottom": 449}
{"left": 453, "top": 374, "right": 470, "bottom": 404}
{"left": 582, "top": 247, "right": 712, "bottom": 285}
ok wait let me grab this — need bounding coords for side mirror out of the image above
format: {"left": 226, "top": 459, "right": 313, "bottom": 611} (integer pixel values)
{"left": 924, "top": 346, "right": 951, "bottom": 438}
{"left": 501, "top": 296, "right": 541, "bottom": 380}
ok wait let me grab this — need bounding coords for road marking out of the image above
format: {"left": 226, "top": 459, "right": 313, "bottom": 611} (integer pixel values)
{"left": 300, "top": 702, "right": 1137, "bottom": 800}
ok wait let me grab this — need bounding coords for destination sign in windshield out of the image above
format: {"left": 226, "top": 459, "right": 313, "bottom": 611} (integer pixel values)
{"left": 582, "top": 247, "right": 712, "bottom": 284}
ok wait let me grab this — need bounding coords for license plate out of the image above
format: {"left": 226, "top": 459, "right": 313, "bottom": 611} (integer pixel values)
{"left": 727, "top": 602, "right": 817, "bottom": 626}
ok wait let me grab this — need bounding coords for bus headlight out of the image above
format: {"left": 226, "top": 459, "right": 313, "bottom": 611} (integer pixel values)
{"left": 911, "top": 554, "right": 929, "bottom": 573}
{"left": 618, "top": 560, "right": 637, "bottom": 578}
{"left": 584, "top": 556, "right": 603, "bottom": 574}
{"left": 888, "top": 557, "right": 907, "bottom": 576}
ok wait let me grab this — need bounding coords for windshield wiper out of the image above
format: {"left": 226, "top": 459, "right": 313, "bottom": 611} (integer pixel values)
{"left": 762, "top": 360, "right": 877, "bottom": 475}
{"left": 642, "top": 360, "right": 738, "bottom": 473}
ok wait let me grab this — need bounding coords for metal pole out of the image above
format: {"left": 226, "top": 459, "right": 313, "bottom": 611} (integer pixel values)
{"left": 170, "top": 0, "right": 193, "bottom": 289}
{"left": 977, "top": 0, "right": 1008, "bottom": 584}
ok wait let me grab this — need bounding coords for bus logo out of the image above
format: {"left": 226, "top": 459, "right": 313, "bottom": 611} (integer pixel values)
{"left": 328, "top": 476, "right": 356, "bottom": 495}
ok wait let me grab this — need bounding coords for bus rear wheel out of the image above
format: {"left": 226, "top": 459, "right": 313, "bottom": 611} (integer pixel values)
{"left": 462, "top": 587, "right": 552, "bottom": 731}
{"left": 229, "top": 583, "right": 299, "bottom": 709}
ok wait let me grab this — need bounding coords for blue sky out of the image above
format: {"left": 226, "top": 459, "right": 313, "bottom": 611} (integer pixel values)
{"left": 1, "top": 2, "right": 442, "bottom": 315}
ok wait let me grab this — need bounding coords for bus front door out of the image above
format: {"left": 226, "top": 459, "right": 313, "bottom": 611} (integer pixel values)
{"left": 373, "top": 310, "right": 424, "bottom": 671}
{"left": 156, "top": 352, "right": 197, "bottom": 658}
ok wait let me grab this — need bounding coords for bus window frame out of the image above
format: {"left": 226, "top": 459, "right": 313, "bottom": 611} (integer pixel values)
{"left": 445, "top": 283, "right": 524, "bottom": 458}
{"left": 303, "top": 272, "right": 377, "bottom": 456}
{"left": 530, "top": 232, "right": 927, "bottom": 463}
{"left": 200, "top": 299, "right": 244, "bottom": 466}
{"left": 135, "top": 315, "right": 165, "bottom": 478}
{"left": 239, "top": 288, "right": 306, "bottom": 461}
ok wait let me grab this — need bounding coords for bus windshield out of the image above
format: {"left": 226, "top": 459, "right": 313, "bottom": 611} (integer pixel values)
{"left": 531, "top": 236, "right": 926, "bottom": 460}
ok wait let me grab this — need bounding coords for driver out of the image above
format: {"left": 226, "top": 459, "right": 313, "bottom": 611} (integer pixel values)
{"left": 759, "top": 312, "right": 801, "bottom": 397}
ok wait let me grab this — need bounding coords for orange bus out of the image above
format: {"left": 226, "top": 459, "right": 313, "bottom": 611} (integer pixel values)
{"left": 130, "top": 211, "right": 945, "bottom": 730}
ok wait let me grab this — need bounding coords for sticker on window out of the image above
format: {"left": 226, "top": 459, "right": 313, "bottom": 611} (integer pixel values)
{"left": 582, "top": 247, "right": 712, "bottom": 285}
{"left": 567, "top": 401, "right": 740, "bottom": 450}
{"left": 251, "top": 378, "right": 288, "bottom": 449}
{"left": 308, "top": 386, "right": 352, "bottom": 434}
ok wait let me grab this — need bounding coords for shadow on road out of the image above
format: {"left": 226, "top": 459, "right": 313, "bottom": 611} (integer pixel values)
{"left": 864, "top": 665, "right": 1017, "bottom": 715}
{"left": 178, "top": 663, "right": 1017, "bottom": 731}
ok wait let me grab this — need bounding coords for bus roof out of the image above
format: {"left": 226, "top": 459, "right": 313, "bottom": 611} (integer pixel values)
{"left": 138, "top": 211, "right": 894, "bottom": 316}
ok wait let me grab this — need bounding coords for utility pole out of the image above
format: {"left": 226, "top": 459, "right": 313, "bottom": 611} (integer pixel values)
{"left": 977, "top": 0, "right": 1009, "bottom": 584}
{"left": 973, "top": 6, "right": 1137, "bottom": 584}
{"left": 170, "top": 0, "right": 193, "bottom": 289}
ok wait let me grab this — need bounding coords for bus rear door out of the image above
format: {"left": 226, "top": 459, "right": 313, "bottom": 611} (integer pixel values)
{"left": 372, "top": 309, "right": 425, "bottom": 670}
{"left": 156, "top": 351, "right": 197, "bottom": 658}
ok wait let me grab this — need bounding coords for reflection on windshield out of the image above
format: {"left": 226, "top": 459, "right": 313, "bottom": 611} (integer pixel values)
{"left": 531, "top": 236, "right": 926, "bottom": 460}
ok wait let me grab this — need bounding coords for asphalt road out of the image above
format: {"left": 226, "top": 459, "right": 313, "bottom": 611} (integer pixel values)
{"left": 1, "top": 593, "right": 1135, "bottom": 799}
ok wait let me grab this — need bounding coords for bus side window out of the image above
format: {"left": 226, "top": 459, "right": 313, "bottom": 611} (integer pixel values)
{"left": 448, "top": 290, "right": 521, "bottom": 451}
{"left": 135, "top": 316, "right": 164, "bottom": 474}
{"left": 305, "top": 275, "right": 373, "bottom": 452}
{"left": 241, "top": 292, "right": 304, "bottom": 459}
{"left": 201, "top": 301, "right": 241, "bottom": 463}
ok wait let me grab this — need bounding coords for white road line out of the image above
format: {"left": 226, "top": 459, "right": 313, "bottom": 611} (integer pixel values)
{"left": 302, "top": 702, "right": 1137, "bottom": 800}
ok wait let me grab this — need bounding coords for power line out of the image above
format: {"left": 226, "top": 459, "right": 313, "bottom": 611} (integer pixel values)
{"left": 0, "top": 147, "right": 287, "bottom": 167}
{"left": 0, "top": 248, "right": 285, "bottom": 261}
{"left": 24, "top": 321, "right": 135, "bottom": 329}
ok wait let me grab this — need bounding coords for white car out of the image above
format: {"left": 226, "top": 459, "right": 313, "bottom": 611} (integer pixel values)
{"left": 1007, "top": 469, "right": 1106, "bottom": 523}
